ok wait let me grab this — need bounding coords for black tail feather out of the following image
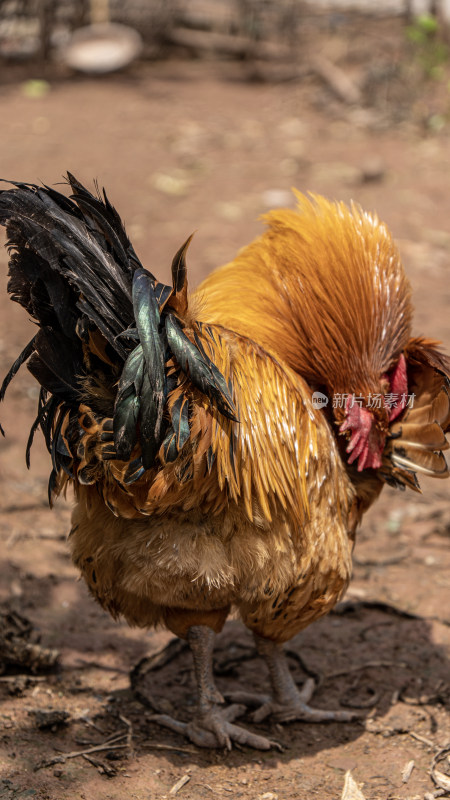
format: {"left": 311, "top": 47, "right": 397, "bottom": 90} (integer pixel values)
{"left": 0, "top": 174, "right": 238, "bottom": 495}
{"left": 0, "top": 336, "right": 36, "bottom": 402}
{"left": 67, "top": 172, "right": 142, "bottom": 275}
{"left": 26, "top": 391, "right": 53, "bottom": 468}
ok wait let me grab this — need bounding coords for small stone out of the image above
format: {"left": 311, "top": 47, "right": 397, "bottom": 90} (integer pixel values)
{"left": 259, "top": 793, "right": 278, "bottom": 800}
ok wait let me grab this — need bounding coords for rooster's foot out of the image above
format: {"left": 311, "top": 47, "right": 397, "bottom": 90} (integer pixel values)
{"left": 227, "top": 635, "right": 361, "bottom": 724}
{"left": 227, "top": 678, "right": 359, "bottom": 723}
{"left": 149, "top": 703, "right": 279, "bottom": 750}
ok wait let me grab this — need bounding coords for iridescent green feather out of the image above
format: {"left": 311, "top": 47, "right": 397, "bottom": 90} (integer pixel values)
{"left": 132, "top": 269, "right": 166, "bottom": 468}
{"left": 165, "top": 313, "right": 237, "bottom": 422}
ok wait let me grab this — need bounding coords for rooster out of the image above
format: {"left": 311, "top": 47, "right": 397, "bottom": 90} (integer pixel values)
{"left": 0, "top": 177, "right": 449, "bottom": 750}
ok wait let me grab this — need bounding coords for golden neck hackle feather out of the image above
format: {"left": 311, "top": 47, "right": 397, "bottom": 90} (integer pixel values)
{"left": 197, "top": 193, "right": 413, "bottom": 400}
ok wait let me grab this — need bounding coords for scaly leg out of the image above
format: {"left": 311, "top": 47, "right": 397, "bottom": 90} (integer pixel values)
{"left": 150, "top": 625, "right": 279, "bottom": 749}
{"left": 228, "top": 633, "right": 359, "bottom": 723}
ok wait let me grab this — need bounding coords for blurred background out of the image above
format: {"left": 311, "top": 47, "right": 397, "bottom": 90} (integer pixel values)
{"left": 1, "top": 0, "right": 450, "bottom": 287}
{"left": 1, "top": 3, "right": 450, "bottom": 799}
{"left": 1, "top": 0, "right": 450, "bottom": 281}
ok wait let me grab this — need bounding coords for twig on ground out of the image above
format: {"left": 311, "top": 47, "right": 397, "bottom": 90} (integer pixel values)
{"left": 82, "top": 753, "right": 117, "bottom": 777}
{"left": 431, "top": 744, "right": 450, "bottom": 793}
{"left": 79, "top": 715, "right": 108, "bottom": 735}
{"left": 401, "top": 759, "right": 415, "bottom": 783}
{"left": 169, "top": 774, "right": 191, "bottom": 795}
{"left": 119, "top": 714, "right": 133, "bottom": 753}
{"left": 37, "top": 739, "right": 129, "bottom": 770}
{"left": 365, "top": 719, "right": 439, "bottom": 750}
{"left": 74, "top": 730, "right": 129, "bottom": 748}
{"left": 140, "top": 742, "right": 198, "bottom": 755}
{"left": 409, "top": 731, "right": 440, "bottom": 749}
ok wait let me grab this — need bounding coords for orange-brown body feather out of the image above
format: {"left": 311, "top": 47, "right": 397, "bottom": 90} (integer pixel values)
{"left": 71, "top": 326, "right": 353, "bottom": 641}
{"left": 66, "top": 194, "right": 450, "bottom": 646}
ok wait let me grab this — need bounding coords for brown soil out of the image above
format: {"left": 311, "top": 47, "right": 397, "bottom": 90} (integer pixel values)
{"left": 0, "top": 18, "right": 450, "bottom": 800}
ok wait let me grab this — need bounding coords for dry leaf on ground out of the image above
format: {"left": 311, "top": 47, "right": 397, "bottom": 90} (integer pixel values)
{"left": 341, "top": 771, "right": 367, "bottom": 800}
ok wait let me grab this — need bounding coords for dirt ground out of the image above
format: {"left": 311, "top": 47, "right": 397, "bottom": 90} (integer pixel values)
{"left": 0, "top": 13, "right": 450, "bottom": 800}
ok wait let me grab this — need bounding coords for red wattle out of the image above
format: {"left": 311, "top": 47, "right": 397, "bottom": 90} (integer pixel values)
{"left": 340, "top": 397, "right": 383, "bottom": 471}
{"left": 387, "top": 353, "right": 408, "bottom": 421}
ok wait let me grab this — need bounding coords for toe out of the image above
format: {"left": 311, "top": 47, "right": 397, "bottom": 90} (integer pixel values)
{"left": 226, "top": 721, "right": 281, "bottom": 751}
{"left": 297, "top": 678, "right": 316, "bottom": 704}
{"left": 148, "top": 713, "right": 188, "bottom": 736}
{"left": 252, "top": 702, "right": 274, "bottom": 723}
{"left": 186, "top": 721, "right": 225, "bottom": 749}
{"left": 222, "top": 703, "right": 247, "bottom": 722}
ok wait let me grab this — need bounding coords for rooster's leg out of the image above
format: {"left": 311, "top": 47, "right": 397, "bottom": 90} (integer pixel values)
{"left": 151, "top": 625, "right": 278, "bottom": 749}
{"left": 228, "top": 634, "right": 359, "bottom": 723}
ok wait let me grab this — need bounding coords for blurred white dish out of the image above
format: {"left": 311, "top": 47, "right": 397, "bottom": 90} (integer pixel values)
{"left": 62, "top": 22, "right": 142, "bottom": 74}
